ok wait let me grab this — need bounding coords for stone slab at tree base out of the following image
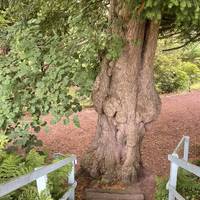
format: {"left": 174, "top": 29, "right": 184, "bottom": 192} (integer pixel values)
{"left": 85, "top": 168, "right": 156, "bottom": 200}
{"left": 86, "top": 188, "right": 144, "bottom": 200}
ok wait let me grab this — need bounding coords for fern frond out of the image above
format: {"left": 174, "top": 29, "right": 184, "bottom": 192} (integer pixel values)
{"left": 17, "top": 185, "right": 38, "bottom": 200}
{"left": 0, "top": 154, "right": 22, "bottom": 183}
{"left": 25, "top": 149, "right": 45, "bottom": 169}
{"left": 0, "top": 154, "right": 30, "bottom": 183}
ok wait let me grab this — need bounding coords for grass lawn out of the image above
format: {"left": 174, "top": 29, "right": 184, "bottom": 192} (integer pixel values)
{"left": 191, "top": 82, "right": 200, "bottom": 90}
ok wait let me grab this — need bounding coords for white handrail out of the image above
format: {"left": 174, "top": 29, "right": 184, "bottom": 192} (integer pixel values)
{"left": 167, "top": 136, "right": 200, "bottom": 200}
{"left": 168, "top": 155, "right": 200, "bottom": 177}
{"left": 0, "top": 154, "right": 77, "bottom": 200}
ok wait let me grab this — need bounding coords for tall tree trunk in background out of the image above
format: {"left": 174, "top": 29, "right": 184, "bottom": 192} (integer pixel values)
{"left": 81, "top": 2, "right": 161, "bottom": 184}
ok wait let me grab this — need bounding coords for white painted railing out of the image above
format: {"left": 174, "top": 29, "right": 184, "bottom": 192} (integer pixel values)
{"left": 0, "top": 154, "right": 77, "bottom": 200}
{"left": 167, "top": 136, "right": 200, "bottom": 200}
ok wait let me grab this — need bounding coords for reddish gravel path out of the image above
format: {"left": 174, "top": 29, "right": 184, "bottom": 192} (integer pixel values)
{"left": 38, "top": 90, "right": 200, "bottom": 176}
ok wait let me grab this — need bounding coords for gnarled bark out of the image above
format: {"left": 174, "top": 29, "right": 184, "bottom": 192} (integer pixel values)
{"left": 81, "top": 3, "right": 161, "bottom": 184}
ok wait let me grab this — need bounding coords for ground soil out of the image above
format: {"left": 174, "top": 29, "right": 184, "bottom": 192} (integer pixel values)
{"left": 38, "top": 90, "right": 200, "bottom": 199}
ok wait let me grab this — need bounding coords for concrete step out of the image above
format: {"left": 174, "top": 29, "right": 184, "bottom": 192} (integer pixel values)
{"left": 86, "top": 188, "right": 144, "bottom": 200}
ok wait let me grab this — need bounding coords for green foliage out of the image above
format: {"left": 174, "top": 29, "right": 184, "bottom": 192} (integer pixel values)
{"left": 0, "top": 154, "right": 25, "bottom": 183}
{"left": 106, "top": 34, "right": 124, "bottom": 60}
{"left": 25, "top": 149, "right": 45, "bottom": 169}
{"left": 0, "top": 0, "right": 108, "bottom": 149}
{"left": 0, "top": 149, "right": 45, "bottom": 184}
{"left": 155, "top": 168, "right": 200, "bottom": 200}
{"left": 154, "top": 54, "right": 190, "bottom": 93}
{"left": 177, "top": 169, "right": 200, "bottom": 199}
{"left": 0, "top": 149, "right": 71, "bottom": 200}
{"left": 155, "top": 66, "right": 189, "bottom": 93}
{"left": 180, "top": 62, "right": 200, "bottom": 84}
{"left": 48, "top": 157, "right": 72, "bottom": 199}
{"left": 182, "top": 44, "right": 200, "bottom": 66}
{"left": 123, "top": 0, "right": 200, "bottom": 28}
{"left": 17, "top": 186, "right": 39, "bottom": 200}
{"left": 16, "top": 185, "right": 53, "bottom": 200}
{"left": 0, "top": 0, "right": 200, "bottom": 149}
{"left": 73, "top": 115, "right": 80, "bottom": 128}
{"left": 154, "top": 41, "right": 200, "bottom": 94}
{"left": 0, "top": 134, "right": 8, "bottom": 150}
{"left": 155, "top": 177, "right": 168, "bottom": 200}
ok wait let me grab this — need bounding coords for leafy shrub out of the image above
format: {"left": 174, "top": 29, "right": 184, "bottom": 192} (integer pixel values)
{"left": 0, "top": 150, "right": 72, "bottom": 200}
{"left": 179, "top": 62, "right": 200, "bottom": 84}
{"left": 155, "top": 168, "right": 200, "bottom": 200}
{"left": 155, "top": 65, "right": 189, "bottom": 93}
{"left": 154, "top": 47, "right": 200, "bottom": 94}
{"left": 182, "top": 44, "right": 200, "bottom": 66}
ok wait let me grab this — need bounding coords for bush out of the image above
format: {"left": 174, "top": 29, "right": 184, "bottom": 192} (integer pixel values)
{"left": 179, "top": 62, "right": 200, "bottom": 84}
{"left": 155, "top": 65, "right": 189, "bottom": 93}
{"left": 154, "top": 49, "right": 200, "bottom": 94}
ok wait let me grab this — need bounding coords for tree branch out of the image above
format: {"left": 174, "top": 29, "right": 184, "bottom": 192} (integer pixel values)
{"left": 159, "top": 31, "right": 182, "bottom": 39}
{"left": 162, "top": 33, "right": 200, "bottom": 52}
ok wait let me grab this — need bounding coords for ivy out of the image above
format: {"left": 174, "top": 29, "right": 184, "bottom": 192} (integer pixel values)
{"left": 106, "top": 34, "right": 125, "bottom": 60}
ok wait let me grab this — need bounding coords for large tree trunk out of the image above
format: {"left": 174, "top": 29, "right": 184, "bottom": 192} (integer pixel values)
{"left": 81, "top": 3, "right": 161, "bottom": 184}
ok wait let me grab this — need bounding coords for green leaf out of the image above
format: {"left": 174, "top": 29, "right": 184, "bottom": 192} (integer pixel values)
{"left": 73, "top": 115, "right": 80, "bottom": 128}
{"left": 63, "top": 118, "right": 70, "bottom": 125}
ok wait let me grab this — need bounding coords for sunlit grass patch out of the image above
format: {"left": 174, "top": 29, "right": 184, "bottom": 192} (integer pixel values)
{"left": 191, "top": 82, "right": 200, "bottom": 90}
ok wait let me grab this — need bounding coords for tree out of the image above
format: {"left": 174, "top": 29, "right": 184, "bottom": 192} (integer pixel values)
{"left": 81, "top": 4, "right": 161, "bottom": 183}
{"left": 0, "top": 0, "right": 200, "bottom": 184}
{"left": 81, "top": 0, "right": 200, "bottom": 183}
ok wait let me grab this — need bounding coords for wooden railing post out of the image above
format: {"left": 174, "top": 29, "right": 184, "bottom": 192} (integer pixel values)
{"left": 35, "top": 167, "right": 48, "bottom": 195}
{"left": 68, "top": 159, "right": 77, "bottom": 200}
{"left": 168, "top": 154, "right": 179, "bottom": 200}
{"left": 183, "top": 136, "right": 190, "bottom": 161}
